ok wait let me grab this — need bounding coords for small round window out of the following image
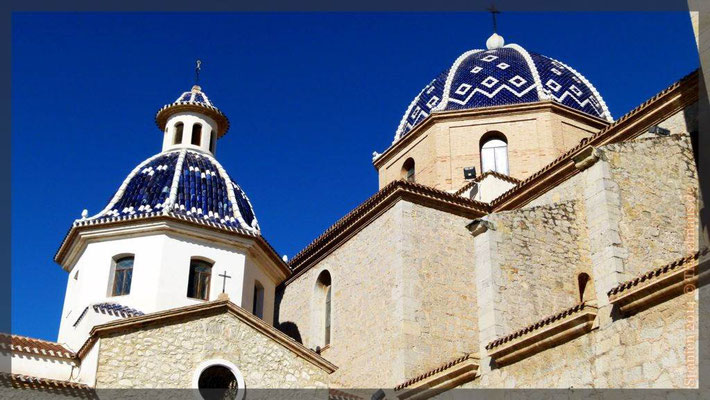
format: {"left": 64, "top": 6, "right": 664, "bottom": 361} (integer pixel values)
{"left": 193, "top": 360, "right": 245, "bottom": 400}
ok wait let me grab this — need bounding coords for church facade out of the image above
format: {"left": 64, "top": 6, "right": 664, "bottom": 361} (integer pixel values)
{"left": 1, "top": 20, "right": 705, "bottom": 399}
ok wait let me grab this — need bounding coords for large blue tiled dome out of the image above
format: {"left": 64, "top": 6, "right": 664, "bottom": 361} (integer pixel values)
{"left": 394, "top": 42, "right": 612, "bottom": 142}
{"left": 85, "top": 149, "right": 259, "bottom": 232}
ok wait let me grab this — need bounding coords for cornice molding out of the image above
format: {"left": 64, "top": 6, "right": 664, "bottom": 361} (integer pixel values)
{"left": 54, "top": 214, "right": 290, "bottom": 282}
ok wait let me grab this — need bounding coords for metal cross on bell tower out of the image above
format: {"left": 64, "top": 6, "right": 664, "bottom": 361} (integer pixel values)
{"left": 194, "top": 59, "right": 202, "bottom": 86}
{"left": 487, "top": 3, "right": 501, "bottom": 33}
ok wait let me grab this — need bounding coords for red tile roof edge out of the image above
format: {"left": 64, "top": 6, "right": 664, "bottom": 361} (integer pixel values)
{"left": 607, "top": 248, "right": 709, "bottom": 297}
{"left": 0, "top": 333, "right": 76, "bottom": 360}
{"left": 0, "top": 372, "right": 95, "bottom": 398}
{"left": 393, "top": 353, "right": 474, "bottom": 391}
{"left": 485, "top": 302, "right": 589, "bottom": 350}
{"left": 453, "top": 171, "right": 522, "bottom": 196}
{"left": 286, "top": 179, "right": 490, "bottom": 274}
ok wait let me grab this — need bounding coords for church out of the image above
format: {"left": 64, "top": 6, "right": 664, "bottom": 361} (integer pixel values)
{"left": 1, "top": 14, "right": 705, "bottom": 399}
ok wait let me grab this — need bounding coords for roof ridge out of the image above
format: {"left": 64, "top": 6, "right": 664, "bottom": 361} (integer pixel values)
{"left": 286, "top": 180, "right": 490, "bottom": 272}
{"left": 453, "top": 170, "right": 522, "bottom": 196}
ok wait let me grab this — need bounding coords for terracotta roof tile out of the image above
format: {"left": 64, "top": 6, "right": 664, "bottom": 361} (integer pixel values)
{"left": 394, "top": 353, "right": 473, "bottom": 391}
{"left": 485, "top": 303, "right": 589, "bottom": 350}
{"left": 454, "top": 170, "right": 521, "bottom": 196}
{"left": 0, "top": 333, "right": 75, "bottom": 359}
{"left": 0, "top": 372, "right": 96, "bottom": 399}
{"left": 287, "top": 180, "right": 490, "bottom": 274}
{"left": 607, "top": 248, "right": 709, "bottom": 297}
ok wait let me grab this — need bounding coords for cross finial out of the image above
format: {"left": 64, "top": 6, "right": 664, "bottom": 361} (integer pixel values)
{"left": 218, "top": 270, "right": 231, "bottom": 293}
{"left": 486, "top": 3, "right": 501, "bottom": 33}
{"left": 194, "top": 59, "right": 202, "bottom": 86}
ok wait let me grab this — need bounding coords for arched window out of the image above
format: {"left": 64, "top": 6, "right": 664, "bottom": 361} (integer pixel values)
{"left": 401, "top": 158, "right": 415, "bottom": 182}
{"left": 209, "top": 130, "right": 217, "bottom": 153}
{"left": 577, "top": 273, "right": 595, "bottom": 303}
{"left": 187, "top": 259, "right": 212, "bottom": 300}
{"left": 253, "top": 281, "right": 264, "bottom": 319}
{"left": 111, "top": 256, "right": 134, "bottom": 296}
{"left": 480, "top": 132, "right": 509, "bottom": 175}
{"left": 315, "top": 270, "right": 332, "bottom": 347}
{"left": 191, "top": 123, "right": 202, "bottom": 146}
{"left": 173, "top": 122, "right": 184, "bottom": 145}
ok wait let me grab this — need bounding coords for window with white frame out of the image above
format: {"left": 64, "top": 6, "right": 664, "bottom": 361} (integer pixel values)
{"left": 480, "top": 134, "right": 509, "bottom": 175}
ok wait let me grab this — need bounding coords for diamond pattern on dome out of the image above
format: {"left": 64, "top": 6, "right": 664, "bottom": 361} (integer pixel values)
{"left": 393, "top": 44, "right": 613, "bottom": 143}
{"left": 394, "top": 69, "right": 449, "bottom": 141}
{"left": 88, "top": 150, "right": 259, "bottom": 232}
{"left": 445, "top": 48, "right": 538, "bottom": 111}
{"left": 529, "top": 52, "right": 610, "bottom": 121}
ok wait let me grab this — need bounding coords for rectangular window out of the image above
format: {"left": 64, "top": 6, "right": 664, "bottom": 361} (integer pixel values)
{"left": 252, "top": 282, "right": 264, "bottom": 319}
{"left": 112, "top": 257, "right": 134, "bottom": 296}
{"left": 187, "top": 260, "right": 212, "bottom": 300}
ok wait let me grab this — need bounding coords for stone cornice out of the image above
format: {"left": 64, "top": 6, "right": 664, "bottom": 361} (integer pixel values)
{"left": 486, "top": 303, "right": 598, "bottom": 366}
{"left": 393, "top": 354, "right": 479, "bottom": 399}
{"left": 608, "top": 249, "right": 709, "bottom": 315}
{"left": 374, "top": 100, "right": 609, "bottom": 169}
{"left": 490, "top": 69, "right": 699, "bottom": 211}
{"left": 76, "top": 298, "right": 337, "bottom": 374}
{"left": 54, "top": 213, "right": 290, "bottom": 282}
{"left": 284, "top": 180, "right": 490, "bottom": 285}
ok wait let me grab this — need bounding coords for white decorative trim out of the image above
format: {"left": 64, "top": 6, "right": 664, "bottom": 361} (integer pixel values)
{"left": 83, "top": 151, "right": 177, "bottom": 221}
{"left": 166, "top": 149, "right": 187, "bottom": 212}
{"left": 206, "top": 153, "right": 260, "bottom": 234}
{"left": 191, "top": 358, "right": 246, "bottom": 400}
{"left": 549, "top": 56, "right": 613, "bottom": 122}
{"left": 394, "top": 80, "right": 434, "bottom": 142}
{"left": 505, "top": 43, "right": 548, "bottom": 100}
{"left": 434, "top": 49, "right": 484, "bottom": 112}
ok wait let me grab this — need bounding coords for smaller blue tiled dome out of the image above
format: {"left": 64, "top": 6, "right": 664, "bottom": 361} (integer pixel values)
{"left": 394, "top": 39, "right": 612, "bottom": 142}
{"left": 155, "top": 85, "right": 230, "bottom": 137}
{"left": 85, "top": 149, "right": 259, "bottom": 232}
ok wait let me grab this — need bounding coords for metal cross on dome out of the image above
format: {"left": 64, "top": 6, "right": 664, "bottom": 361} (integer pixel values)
{"left": 218, "top": 270, "right": 231, "bottom": 293}
{"left": 487, "top": 3, "right": 501, "bottom": 33}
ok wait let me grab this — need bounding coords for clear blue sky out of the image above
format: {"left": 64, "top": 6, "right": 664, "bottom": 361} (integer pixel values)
{"left": 11, "top": 12, "right": 698, "bottom": 341}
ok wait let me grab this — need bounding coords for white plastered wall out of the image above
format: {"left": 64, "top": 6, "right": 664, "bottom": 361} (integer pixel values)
{"left": 57, "top": 229, "right": 278, "bottom": 351}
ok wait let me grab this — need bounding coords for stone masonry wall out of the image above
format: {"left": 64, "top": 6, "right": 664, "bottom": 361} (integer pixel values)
{"left": 277, "top": 203, "right": 404, "bottom": 388}
{"left": 487, "top": 200, "right": 592, "bottom": 331}
{"left": 456, "top": 290, "right": 696, "bottom": 388}
{"left": 94, "top": 312, "right": 329, "bottom": 389}
{"left": 605, "top": 134, "right": 699, "bottom": 279}
{"left": 399, "top": 202, "right": 477, "bottom": 379}
{"left": 277, "top": 201, "right": 476, "bottom": 388}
